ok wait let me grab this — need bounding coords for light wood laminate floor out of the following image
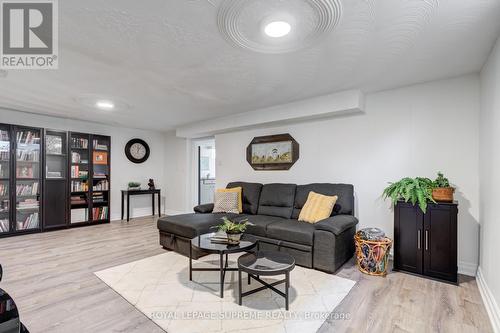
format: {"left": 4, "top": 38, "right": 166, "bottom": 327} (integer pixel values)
{"left": 0, "top": 217, "right": 492, "bottom": 333}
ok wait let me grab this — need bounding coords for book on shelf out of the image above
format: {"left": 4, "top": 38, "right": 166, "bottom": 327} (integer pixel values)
{"left": 17, "top": 198, "right": 39, "bottom": 209}
{"left": 16, "top": 166, "right": 34, "bottom": 178}
{"left": 16, "top": 212, "right": 39, "bottom": 230}
{"left": 71, "top": 208, "right": 88, "bottom": 223}
{"left": 93, "top": 151, "right": 108, "bottom": 165}
{"left": 71, "top": 165, "right": 88, "bottom": 178}
{"left": 0, "top": 140, "right": 9, "bottom": 160}
{"left": 0, "top": 219, "right": 9, "bottom": 232}
{"left": 0, "top": 163, "right": 8, "bottom": 177}
{"left": 92, "top": 192, "right": 105, "bottom": 203}
{"left": 93, "top": 179, "right": 109, "bottom": 191}
{"left": 16, "top": 149, "right": 39, "bottom": 162}
{"left": 71, "top": 180, "right": 88, "bottom": 192}
{"left": 16, "top": 182, "right": 38, "bottom": 196}
{"left": 92, "top": 206, "right": 108, "bottom": 220}
{"left": 71, "top": 137, "right": 88, "bottom": 149}
{"left": 71, "top": 152, "right": 81, "bottom": 163}
{"left": 93, "top": 139, "right": 108, "bottom": 151}
{"left": 71, "top": 152, "right": 88, "bottom": 164}
{"left": 16, "top": 131, "right": 40, "bottom": 145}
{"left": 93, "top": 172, "right": 107, "bottom": 178}
{"left": 0, "top": 130, "right": 9, "bottom": 141}
{"left": 0, "top": 199, "right": 8, "bottom": 211}
{"left": 0, "top": 183, "right": 8, "bottom": 196}
{"left": 71, "top": 194, "right": 87, "bottom": 205}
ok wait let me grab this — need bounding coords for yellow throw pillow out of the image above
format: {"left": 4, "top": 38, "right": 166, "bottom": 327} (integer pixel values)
{"left": 216, "top": 187, "right": 242, "bottom": 213}
{"left": 298, "top": 191, "right": 338, "bottom": 224}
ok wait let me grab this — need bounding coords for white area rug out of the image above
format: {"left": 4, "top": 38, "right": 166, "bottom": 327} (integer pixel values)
{"left": 95, "top": 252, "right": 355, "bottom": 333}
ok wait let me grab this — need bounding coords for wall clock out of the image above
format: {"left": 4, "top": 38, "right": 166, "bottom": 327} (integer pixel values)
{"left": 125, "top": 138, "right": 150, "bottom": 163}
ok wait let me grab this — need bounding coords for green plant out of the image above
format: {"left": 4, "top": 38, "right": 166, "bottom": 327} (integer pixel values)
{"left": 433, "top": 172, "right": 450, "bottom": 188}
{"left": 214, "top": 216, "right": 253, "bottom": 234}
{"left": 383, "top": 177, "right": 436, "bottom": 213}
{"left": 128, "top": 182, "right": 141, "bottom": 188}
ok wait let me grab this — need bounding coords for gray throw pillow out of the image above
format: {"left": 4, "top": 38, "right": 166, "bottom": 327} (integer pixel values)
{"left": 212, "top": 191, "right": 239, "bottom": 214}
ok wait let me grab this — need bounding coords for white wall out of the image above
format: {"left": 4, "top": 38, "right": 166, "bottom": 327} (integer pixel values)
{"left": 0, "top": 108, "right": 166, "bottom": 221}
{"left": 215, "top": 75, "right": 480, "bottom": 274}
{"left": 163, "top": 130, "right": 190, "bottom": 215}
{"left": 479, "top": 36, "right": 500, "bottom": 332}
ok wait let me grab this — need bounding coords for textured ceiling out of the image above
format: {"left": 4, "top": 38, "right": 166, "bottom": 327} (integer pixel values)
{"left": 0, "top": 0, "right": 499, "bottom": 131}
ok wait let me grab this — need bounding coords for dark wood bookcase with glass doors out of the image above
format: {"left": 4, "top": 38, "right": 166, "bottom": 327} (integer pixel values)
{"left": 69, "top": 132, "right": 110, "bottom": 226}
{"left": 0, "top": 122, "right": 111, "bottom": 238}
{"left": 0, "top": 124, "right": 43, "bottom": 237}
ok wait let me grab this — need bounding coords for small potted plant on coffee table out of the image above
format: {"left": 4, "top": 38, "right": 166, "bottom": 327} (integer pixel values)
{"left": 432, "top": 172, "right": 455, "bottom": 202}
{"left": 215, "top": 217, "right": 253, "bottom": 245}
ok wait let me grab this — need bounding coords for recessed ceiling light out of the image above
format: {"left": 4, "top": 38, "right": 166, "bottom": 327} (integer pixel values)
{"left": 264, "top": 21, "right": 291, "bottom": 38}
{"left": 95, "top": 100, "right": 115, "bottom": 111}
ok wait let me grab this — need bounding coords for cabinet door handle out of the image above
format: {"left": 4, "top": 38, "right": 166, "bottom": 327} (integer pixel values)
{"left": 425, "top": 230, "right": 429, "bottom": 251}
{"left": 417, "top": 230, "right": 421, "bottom": 249}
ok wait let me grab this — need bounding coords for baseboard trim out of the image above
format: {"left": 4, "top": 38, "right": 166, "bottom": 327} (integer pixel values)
{"left": 110, "top": 207, "right": 157, "bottom": 221}
{"left": 458, "top": 261, "right": 478, "bottom": 277}
{"left": 477, "top": 267, "right": 500, "bottom": 333}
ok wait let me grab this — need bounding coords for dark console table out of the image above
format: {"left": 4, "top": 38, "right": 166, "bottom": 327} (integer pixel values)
{"left": 121, "top": 189, "right": 161, "bottom": 222}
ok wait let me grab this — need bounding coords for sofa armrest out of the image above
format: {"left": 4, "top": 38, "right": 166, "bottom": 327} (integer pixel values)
{"left": 193, "top": 203, "right": 214, "bottom": 213}
{"left": 314, "top": 215, "right": 359, "bottom": 236}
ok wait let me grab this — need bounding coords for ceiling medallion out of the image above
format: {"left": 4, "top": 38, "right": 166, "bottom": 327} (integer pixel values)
{"left": 217, "top": 0, "right": 342, "bottom": 54}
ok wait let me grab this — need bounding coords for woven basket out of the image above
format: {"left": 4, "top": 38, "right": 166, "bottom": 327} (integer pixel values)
{"left": 432, "top": 187, "right": 454, "bottom": 202}
{"left": 355, "top": 233, "right": 392, "bottom": 276}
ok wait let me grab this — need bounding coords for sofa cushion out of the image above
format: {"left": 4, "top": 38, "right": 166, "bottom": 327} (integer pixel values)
{"left": 257, "top": 183, "right": 296, "bottom": 218}
{"left": 266, "top": 219, "right": 316, "bottom": 246}
{"left": 227, "top": 182, "right": 263, "bottom": 215}
{"left": 157, "top": 213, "right": 240, "bottom": 238}
{"left": 244, "top": 215, "right": 286, "bottom": 237}
{"left": 212, "top": 191, "right": 239, "bottom": 214}
{"left": 298, "top": 191, "right": 338, "bottom": 223}
{"left": 292, "top": 183, "right": 354, "bottom": 218}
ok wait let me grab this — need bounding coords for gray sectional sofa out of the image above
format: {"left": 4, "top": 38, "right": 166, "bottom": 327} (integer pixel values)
{"left": 157, "top": 182, "right": 358, "bottom": 273}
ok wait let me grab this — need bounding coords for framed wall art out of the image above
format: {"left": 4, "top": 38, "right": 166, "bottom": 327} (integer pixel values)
{"left": 246, "top": 133, "right": 299, "bottom": 170}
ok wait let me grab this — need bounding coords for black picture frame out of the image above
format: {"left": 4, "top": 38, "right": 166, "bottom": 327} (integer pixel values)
{"left": 125, "top": 138, "right": 150, "bottom": 164}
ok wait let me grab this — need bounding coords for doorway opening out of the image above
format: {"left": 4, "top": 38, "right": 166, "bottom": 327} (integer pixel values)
{"left": 195, "top": 139, "right": 216, "bottom": 205}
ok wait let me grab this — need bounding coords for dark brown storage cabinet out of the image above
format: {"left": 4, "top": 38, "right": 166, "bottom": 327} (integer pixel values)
{"left": 393, "top": 201, "right": 458, "bottom": 284}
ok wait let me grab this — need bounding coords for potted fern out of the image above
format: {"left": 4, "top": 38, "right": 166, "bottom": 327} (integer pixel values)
{"left": 383, "top": 177, "right": 435, "bottom": 213}
{"left": 432, "top": 172, "right": 455, "bottom": 202}
{"left": 213, "top": 216, "right": 253, "bottom": 244}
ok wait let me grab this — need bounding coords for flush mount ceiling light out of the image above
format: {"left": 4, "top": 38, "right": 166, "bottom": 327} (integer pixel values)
{"left": 95, "top": 100, "right": 115, "bottom": 111}
{"left": 217, "top": 0, "right": 342, "bottom": 54}
{"left": 264, "top": 21, "right": 291, "bottom": 38}
{"left": 74, "top": 93, "right": 131, "bottom": 112}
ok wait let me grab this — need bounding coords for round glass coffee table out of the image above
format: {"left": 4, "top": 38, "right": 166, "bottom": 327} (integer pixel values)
{"left": 237, "top": 251, "right": 295, "bottom": 310}
{"left": 190, "top": 232, "right": 257, "bottom": 298}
